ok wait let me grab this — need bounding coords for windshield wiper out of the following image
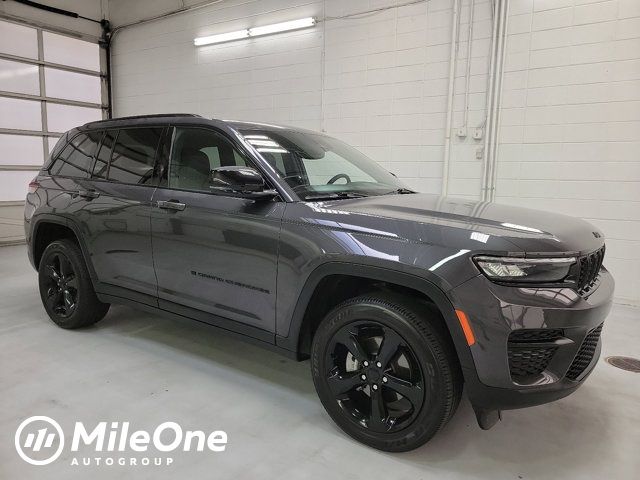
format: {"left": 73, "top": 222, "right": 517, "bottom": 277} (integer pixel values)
{"left": 384, "top": 188, "right": 416, "bottom": 195}
{"left": 303, "top": 192, "right": 369, "bottom": 201}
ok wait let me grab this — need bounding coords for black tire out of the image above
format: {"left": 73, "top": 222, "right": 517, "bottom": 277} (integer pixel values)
{"left": 311, "top": 293, "right": 462, "bottom": 452}
{"left": 38, "top": 239, "right": 110, "bottom": 329}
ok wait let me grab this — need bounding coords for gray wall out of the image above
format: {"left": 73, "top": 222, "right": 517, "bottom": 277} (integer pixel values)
{"left": 108, "top": 0, "right": 640, "bottom": 305}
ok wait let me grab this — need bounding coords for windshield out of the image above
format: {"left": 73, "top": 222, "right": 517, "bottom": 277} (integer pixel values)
{"left": 238, "top": 128, "right": 408, "bottom": 200}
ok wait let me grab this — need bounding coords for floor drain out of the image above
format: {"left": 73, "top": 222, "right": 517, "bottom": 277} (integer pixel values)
{"left": 605, "top": 356, "right": 640, "bottom": 373}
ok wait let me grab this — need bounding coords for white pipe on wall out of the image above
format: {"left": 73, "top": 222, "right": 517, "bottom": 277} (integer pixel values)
{"left": 481, "top": 0, "right": 499, "bottom": 202}
{"left": 488, "top": 0, "right": 510, "bottom": 201}
{"left": 462, "top": 0, "right": 476, "bottom": 133}
{"left": 481, "top": 0, "right": 509, "bottom": 202}
{"left": 486, "top": 0, "right": 504, "bottom": 201}
{"left": 441, "top": 0, "right": 461, "bottom": 197}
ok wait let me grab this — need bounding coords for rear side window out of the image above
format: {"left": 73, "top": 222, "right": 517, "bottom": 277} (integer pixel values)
{"left": 50, "top": 131, "right": 101, "bottom": 178}
{"left": 108, "top": 128, "right": 162, "bottom": 184}
{"left": 92, "top": 129, "right": 115, "bottom": 179}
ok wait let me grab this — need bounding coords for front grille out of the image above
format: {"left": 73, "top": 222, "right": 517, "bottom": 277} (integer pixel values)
{"left": 507, "top": 329, "right": 563, "bottom": 380}
{"left": 577, "top": 246, "right": 605, "bottom": 295}
{"left": 566, "top": 323, "right": 603, "bottom": 380}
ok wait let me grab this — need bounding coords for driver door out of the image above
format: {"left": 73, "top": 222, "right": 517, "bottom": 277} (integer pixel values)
{"left": 150, "top": 126, "right": 284, "bottom": 339}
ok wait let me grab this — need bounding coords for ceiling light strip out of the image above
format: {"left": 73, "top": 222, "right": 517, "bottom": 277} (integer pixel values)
{"left": 194, "top": 17, "right": 316, "bottom": 46}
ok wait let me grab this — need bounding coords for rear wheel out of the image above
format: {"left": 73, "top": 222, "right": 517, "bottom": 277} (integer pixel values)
{"left": 38, "top": 239, "right": 109, "bottom": 329}
{"left": 311, "top": 293, "right": 462, "bottom": 452}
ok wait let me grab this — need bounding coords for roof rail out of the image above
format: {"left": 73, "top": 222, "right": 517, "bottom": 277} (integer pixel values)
{"left": 85, "top": 113, "right": 202, "bottom": 126}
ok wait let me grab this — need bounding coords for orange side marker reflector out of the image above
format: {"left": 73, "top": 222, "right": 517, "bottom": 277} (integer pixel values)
{"left": 455, "top": 310, "right": 476, "bottom": 346}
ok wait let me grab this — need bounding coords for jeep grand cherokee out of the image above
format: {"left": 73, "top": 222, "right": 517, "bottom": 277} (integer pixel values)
{"left": 24, "top": 114, "right": 614, "bottom": 451}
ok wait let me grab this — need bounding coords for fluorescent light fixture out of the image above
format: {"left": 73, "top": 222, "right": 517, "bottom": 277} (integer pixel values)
{"left": 249, "top": 17, "right": 316, "bottom": 37}
{"left": 194, "top": 17, "right": 316, "bottom": 46}
{"left": 194, "top": 29, "right": 249, "bottom": 46}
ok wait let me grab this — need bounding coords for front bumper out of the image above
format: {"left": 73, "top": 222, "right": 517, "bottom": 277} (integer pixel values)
{"left": 449, "top": 267, "right": 614, "bottom": 411}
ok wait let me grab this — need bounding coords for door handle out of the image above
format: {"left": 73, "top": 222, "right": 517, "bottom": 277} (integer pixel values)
{"left": 76, "top": 190, "right": 100, "bottom": 199}
{"left": 157, "top": 200, "right": 186, "bottom": 211}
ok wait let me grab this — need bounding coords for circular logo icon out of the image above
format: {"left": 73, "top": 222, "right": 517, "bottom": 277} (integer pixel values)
{"left": 15, "top": 416, "right": 65, "bottom": 466}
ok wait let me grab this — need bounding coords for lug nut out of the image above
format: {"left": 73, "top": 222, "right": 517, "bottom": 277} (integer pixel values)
{"left": 382, "top": 376, "right": 388, "bottom": 383}
{"left": 376, "top": 361, "right": 382, "bottom": 368}
{"left": 363, "top": 361, "right": 369, "bottom": 367}
{"left": 372, "top": 384, "right": 378, "bottom": 390}
{"left": 361, "top": 374, "right": 367, "bottom": 380}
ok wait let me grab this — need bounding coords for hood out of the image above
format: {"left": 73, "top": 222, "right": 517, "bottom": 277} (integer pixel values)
{"left": 318, "top": 193, "right": 604, "bottom": 255}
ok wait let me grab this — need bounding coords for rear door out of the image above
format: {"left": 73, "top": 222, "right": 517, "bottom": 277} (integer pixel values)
{"left": 82, "top": 127, "right": 165, "bottom": 305}
{"left": 150, "top": 126, "right": 284, "bottom": 339}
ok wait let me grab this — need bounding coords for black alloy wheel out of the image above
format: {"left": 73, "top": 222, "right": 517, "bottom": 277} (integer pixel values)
{"left": 325, "top": 321, "right": 425, "bottom": 433}
{"left": 311, "top": 293, "right": 462, "bottom": 452}
{"left": 43, "top": 252, "right": 78, "bottom": 317}
{"left": 38, "top": 239, "right": 110, "bottom": 329}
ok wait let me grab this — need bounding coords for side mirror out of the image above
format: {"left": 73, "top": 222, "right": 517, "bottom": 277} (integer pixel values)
{"left": 211, "top": 166, "right": 277, "bottom": 199}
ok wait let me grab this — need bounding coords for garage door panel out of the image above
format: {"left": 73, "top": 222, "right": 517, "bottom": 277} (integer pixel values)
{"left": 0, "top": 59, "right": 40, "bottom": 95}
{"left": 0, "top": 134, "right": 44, "bottom": 166}
{"left": 0, "top": 170, "right": 35, "bottom": 202}
{"left": 43, "top": 31, "right": 101, "bottom": 72}
{"left": 0, "top": 97, "right": 42, "bottom": 131}
{"left": 46, "top": 103, "right": 102, "bottom": 133}
{"left": 0, "top": 20, "right": 38, "bottom": 59}
{"left": 0, "top": 20, "right": 104, "bottom": 204}
{"left": 44, "top": 67, "right": 101, "bottom": 104}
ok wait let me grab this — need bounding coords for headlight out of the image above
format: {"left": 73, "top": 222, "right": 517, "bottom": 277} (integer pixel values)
{"left": 474, "top": 256, "right": 576, "bottom": 283}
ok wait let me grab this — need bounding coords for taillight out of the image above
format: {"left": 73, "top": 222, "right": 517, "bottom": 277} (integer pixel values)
{"left": 28, "top": 178, "right": 39, "bottom": 194}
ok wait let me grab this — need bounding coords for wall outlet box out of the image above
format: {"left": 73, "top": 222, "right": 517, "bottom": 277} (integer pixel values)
{"left": 456, "top": 128, "right": 467, "bottom": 138}
{"left": 473, "top": 128, "right": 483, "bottom": 140}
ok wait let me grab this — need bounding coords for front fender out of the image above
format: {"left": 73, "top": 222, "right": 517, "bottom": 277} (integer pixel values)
{"left": 275, "top": 261, "right": 477, "bottom": 383}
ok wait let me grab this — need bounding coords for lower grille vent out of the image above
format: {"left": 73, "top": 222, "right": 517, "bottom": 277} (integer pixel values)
{"left": 508, "top": 329, "right": 563, "bottom": 380}
{"left": 566, "top": 323, "right": 603, "bottom": 380}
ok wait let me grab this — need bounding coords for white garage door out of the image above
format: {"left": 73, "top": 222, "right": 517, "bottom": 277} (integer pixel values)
{"left": 0, "top": 19, "right": 105, "bottom": 203}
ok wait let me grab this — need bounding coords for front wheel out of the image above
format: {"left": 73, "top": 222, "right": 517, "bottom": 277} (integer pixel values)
{"left": 38, "top": 239, "right": 110, "bottom": 329}
{"left": 311, "top": 293, "right": 462, "bottom": 452}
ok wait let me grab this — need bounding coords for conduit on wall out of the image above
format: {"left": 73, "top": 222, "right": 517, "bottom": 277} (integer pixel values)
{"left": 481, "top": 0, "right": 510, "bottom": 202}
{"left": 441, "top": 0, "right": 461, "bottom": 197}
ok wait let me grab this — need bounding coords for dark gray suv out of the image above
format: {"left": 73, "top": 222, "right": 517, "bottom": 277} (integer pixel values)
{"left": 24, "top": 114, "right": 614, "bottom": 451}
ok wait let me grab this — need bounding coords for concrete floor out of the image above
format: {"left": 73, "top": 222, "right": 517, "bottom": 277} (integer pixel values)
{"left": 1, "top": 244, "right": 638, "bottom": 479}
{"left": 0, "top": 205, "right": 25, "bottom": 245}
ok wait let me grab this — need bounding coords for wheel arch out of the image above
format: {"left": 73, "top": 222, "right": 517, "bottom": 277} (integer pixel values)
{"left": 277, "top": 262, "right": 476, "bottom": 378}
{"left": 31, "top": 215, "right": 97, "bottom": 280}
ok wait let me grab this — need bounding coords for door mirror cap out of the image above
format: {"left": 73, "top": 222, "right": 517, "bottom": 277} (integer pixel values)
{"left": 211, "top": 166, "right": 277, "bottom": 199}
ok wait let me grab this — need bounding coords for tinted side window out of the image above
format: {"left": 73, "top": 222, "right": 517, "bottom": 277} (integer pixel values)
{"left": 92, "top": 130, "right": 115, "bottom": 179}
{"left": 108, "top": 128, "right": 162, "bottom": 184}
{"left": 168, "top": 128, "right": 249, "bottom": 192}
{"left": 50, "top": 131, "right": 101, "bottom": 178}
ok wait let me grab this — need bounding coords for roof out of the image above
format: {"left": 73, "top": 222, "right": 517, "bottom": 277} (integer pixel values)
{"left": 80, "top": 114, "right": 321, "bottom": 136}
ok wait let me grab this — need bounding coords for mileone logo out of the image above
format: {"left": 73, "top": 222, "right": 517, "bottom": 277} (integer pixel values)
{"left": 15, "top": 416, "right": 227, "bottom": 467}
